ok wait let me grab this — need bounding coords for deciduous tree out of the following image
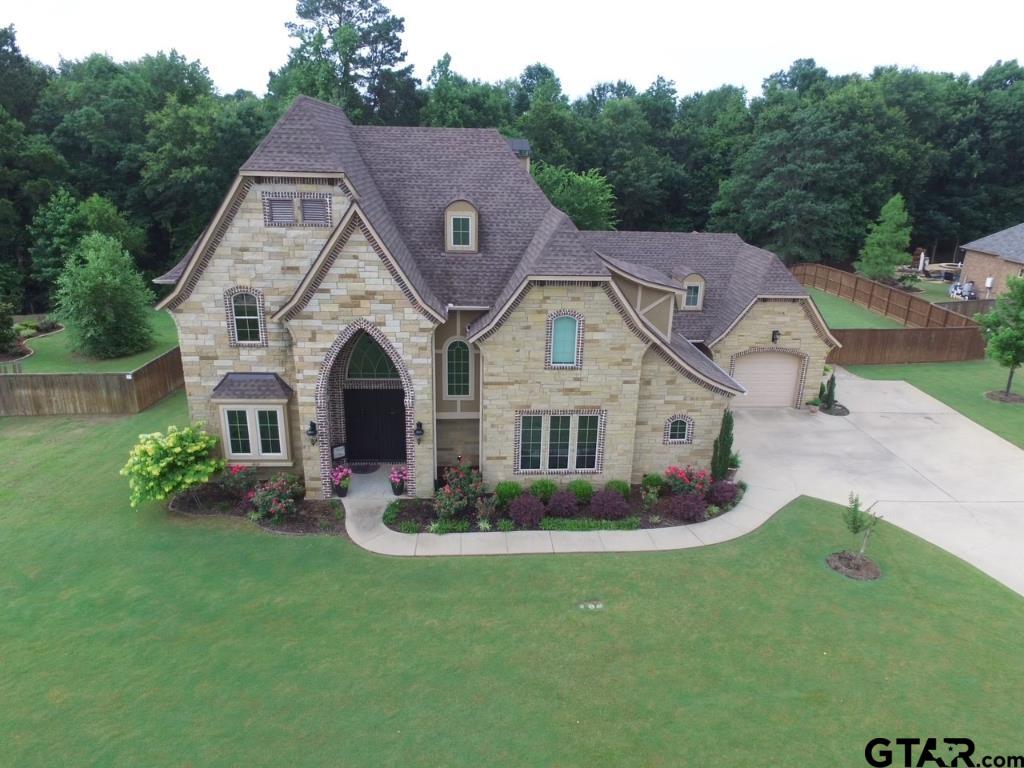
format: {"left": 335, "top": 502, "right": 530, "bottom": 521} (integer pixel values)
{"left": 976, "top": 277, "right": 1024, "bottom": 396}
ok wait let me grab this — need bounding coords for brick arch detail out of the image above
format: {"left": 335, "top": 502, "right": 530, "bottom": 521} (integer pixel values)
{"left": 727, "top": 346, "right": 810, "bottom": 409}
{"left": 314, "top": 319, "right": 416, "bottom": 498}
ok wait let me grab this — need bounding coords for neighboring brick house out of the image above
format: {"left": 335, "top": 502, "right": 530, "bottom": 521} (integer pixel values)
{"left": 155, "top": 96, "right": 839, "bottom": 498}
{"left": 960, "top": 223, "right": 1024, "bottom": 298}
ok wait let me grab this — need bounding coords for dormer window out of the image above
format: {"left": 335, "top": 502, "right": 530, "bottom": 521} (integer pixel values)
{"left": 445, "top": 200, "right": 478, "bottom": 252}
{"left": 680, "top": 275, "right": 705, "bottom": 311}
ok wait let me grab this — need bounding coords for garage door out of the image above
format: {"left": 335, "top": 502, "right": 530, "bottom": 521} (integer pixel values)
{"left": 732, "top": 351, "right": 801, "bottom": 408}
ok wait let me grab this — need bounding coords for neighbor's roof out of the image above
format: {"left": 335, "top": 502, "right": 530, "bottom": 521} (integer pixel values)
{"left": 211, "top": 372, "right": 293, "bottom": 401}
{"left": 962, "top": 222, "right": 1024, "bottom": 265}
{"left": 581, "top": 231, "right": 806, "bottom": 342}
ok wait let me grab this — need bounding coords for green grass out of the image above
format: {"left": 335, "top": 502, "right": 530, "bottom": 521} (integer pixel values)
{"left": 17, "top": 307, "right": 178, "bottom": 373}
{"left": 806, "top": 287, "right": 904, "bottom": 329}
{"left": 2, "top": 394, "right": 1022, "bottom": 766}
{"left": 849, "top": 358, "right": 1024, "bottom": 449}
{"left": 909, "top": 279, "right": 956, "bottom": 304}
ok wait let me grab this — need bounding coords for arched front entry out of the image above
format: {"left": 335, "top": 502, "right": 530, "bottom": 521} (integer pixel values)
{"left": 314, "top": 320, "right": 416, "bottom": 498}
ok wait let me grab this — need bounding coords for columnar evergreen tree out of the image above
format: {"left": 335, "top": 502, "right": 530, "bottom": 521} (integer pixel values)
{"left": 853, "top": 193, "right": 912, "bottom": 281}
{"left": 711, "top": 410, "right": 735, "bottom": 481}
{"left": 975, "top": 277, "right": 1024, "bottom": 397}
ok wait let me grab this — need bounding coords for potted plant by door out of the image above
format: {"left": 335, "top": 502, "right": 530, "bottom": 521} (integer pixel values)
{"left": 330, "top": 465, "right": 352, "bottom": 497}
{"left": 389, "top": 465, "right": 409, "bottom": 496}
{"left": 806, "top": 397, "right": 821, "bottom": 414}
{"left": 727, "top": 451, "right": 742, "bottom": 481}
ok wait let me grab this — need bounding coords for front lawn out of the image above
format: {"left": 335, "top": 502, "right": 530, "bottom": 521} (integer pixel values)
{"left": 1, "top": 394, "right": 1022, "bottom": 766}
{"left": 849, "top": 358, "right": 1024, "bottom": 449}
{"left": 17, "top": 306, "right": 178, "bottom": 373}
{"left": 806, "top": 287, "right": 904, "bottom": 329}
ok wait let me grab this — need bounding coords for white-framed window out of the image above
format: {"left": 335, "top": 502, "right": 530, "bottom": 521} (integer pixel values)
{"left": 443, "top": 338, "right": 472, "bottom": 399}
{"left": 546, "top": 311, "right": 583, "bottom": 369}
{"left": 664, "top": 414, "right": 694, "bottom": 445}
{"left": 444, "top": 201, "right": 478, "bottom": 252}
{"left": 515, "top": 410, "right": 605, "bottom": 474}
{"left": 680, "top": 275, "right": 705, "bottom": 311}
{"left": 219, "top": 405, "right": 289, "bottom": 463}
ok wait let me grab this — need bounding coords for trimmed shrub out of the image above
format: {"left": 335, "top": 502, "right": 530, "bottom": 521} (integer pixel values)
{"left": 566, "top": 478, "right": 594, "bottom": 505}
{"left": 529, "top": 478, "right": 558, "bottom": 504}
{"left": 0, "top": 301, "right": 18, "bottom": 355}
{"left": 706, "top": 480, "right": 739, "bottom": 509}
{"left": 36, "top": 316, "right": 60, "bottom": 334}
{"left": 604, "top": 479, "right": 630, "bottom": 500}
{"left": 590, "top": 489, "right": 630, "bottom": 520}
{"left": 494, "top": 480, "right": 523, "bottom": 510}
{"left": 546, "top": 490, "right": 579, "bottom": 518}
{"left": 657, "top": 492, "right": 708, "bottom": 524}
{"left": 509, "top": 493, "right": 544, "bottom": 528}
{"left": 641, "top": 474, "right": 665, "bottom": 494}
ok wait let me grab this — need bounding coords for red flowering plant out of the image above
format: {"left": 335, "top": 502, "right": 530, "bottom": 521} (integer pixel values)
{"left": 220, "top": 464, "right": 257, "bottom": 500}
{"left": 663, "top": 465, "right": 712, "bottom": 497}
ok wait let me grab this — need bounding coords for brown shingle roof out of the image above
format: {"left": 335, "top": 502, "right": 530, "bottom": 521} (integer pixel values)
{"left": 211, "top": 372, "right": 293, "bottom": 401}
{"left": 962, "top": 222, "right": 1024, "bottom": 265}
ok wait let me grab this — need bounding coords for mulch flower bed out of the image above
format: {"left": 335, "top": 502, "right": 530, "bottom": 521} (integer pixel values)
{"left": 385, "top": 462, "right": 745, "bottom": 536}
{"left": 169, "top": 482, "right": 347, "bottom": 536}
{"left": 827, "top": 550, "right": 881, "bottom": 581}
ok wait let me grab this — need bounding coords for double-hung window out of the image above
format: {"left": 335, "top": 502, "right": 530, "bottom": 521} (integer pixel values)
{"left": 220, "top": 405, "right": 289, "bottom": 462}
{"left": 516, "top": 410, "right": 605, "bottom": 474}
{"left": 232, "top": 292, "right": 262, "bottom": 343}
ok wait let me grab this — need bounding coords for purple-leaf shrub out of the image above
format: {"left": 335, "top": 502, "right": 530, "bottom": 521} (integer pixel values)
{"left": 590, "top": 489, "right": 630, "bottom": 520}
{"left": 706, "top": 481, "right": 738, "bottom": 509}
{"left": 509, "top": 493, "right": 545, "bottom": 528}
{"left": 546, "top": 490, "right": 579, "bottom": 518}
{"left": 657, "top": 492, "right": 708, "bottom": 524}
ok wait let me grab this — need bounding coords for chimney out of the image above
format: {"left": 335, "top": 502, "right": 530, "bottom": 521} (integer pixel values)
{"left": 506, "top": 138, "right": 531, "bottom": 173}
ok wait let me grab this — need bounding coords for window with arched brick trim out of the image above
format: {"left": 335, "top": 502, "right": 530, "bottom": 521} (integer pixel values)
{"left": 545, "top": 310, "right": 584, "bottom": 369}
{"left": 663, "top": 414, "right": 694, "bottom": 445}
{"left": 224, "top": 287, "right": 268, "bottom": 347}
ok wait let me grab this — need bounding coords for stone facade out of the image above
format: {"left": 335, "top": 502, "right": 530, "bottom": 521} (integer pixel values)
{"left": 710, "top": 298, "right": 832, "bottom": 407}
{"left": 631, "top": 348, "right": 728, "bottom": 482}
{"left": 477, "top": 282, "right": 726, "bottom": 486}
{"left": 961, "top": 250, "right": 1024, "bottom": 298}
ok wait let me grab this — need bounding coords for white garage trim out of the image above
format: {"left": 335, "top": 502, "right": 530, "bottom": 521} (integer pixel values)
{"left": 729, "top": 347, "right": 810, "bottom": 408}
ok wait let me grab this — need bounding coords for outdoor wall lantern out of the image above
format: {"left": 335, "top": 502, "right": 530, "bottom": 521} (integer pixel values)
{"left": 306, "top": 420, "right": 318, "bottom": 445}
{"left": 415, "top": 422, "right": 425, "bottom": 444}
{"left": 771, "top": 330, "right": 781, "bottom": 344}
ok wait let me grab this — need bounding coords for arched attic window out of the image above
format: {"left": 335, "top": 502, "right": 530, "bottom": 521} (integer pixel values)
{"left": 680, "top": 275, "right": 705, "bottom": 311}
{"left": 546, "top": 311, "right": 584, "bottom": 369}
{"left": 445, "top": 200, "right": 479, "bottom": 253}
{"left": 664, "top": 415, "right": 694, "bottom": 445}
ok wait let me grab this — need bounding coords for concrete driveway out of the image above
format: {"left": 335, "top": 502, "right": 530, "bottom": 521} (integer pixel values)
{"left": 734, "top": 368, "right": 1024, "bottom": 596}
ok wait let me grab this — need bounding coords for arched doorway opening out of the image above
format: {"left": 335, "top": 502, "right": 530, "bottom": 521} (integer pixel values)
{"left": 316, "top": 322, "right": 415, "bottom": 498}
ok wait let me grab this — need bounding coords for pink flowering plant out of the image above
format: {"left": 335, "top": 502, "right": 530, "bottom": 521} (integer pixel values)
{"left": 249, "top": 473, "right": 303, "bottom": 523}
{"left": 663, "top": 465, "right": 712, "bottom": 497}
{"left": 433, "top": 463, "right": 486, "bottom": 520}
{"left": 330, "top": 465, "right": 353, "bottom": 490}
{"left": 221, "top": 464, "right": 257, "bottom": 499}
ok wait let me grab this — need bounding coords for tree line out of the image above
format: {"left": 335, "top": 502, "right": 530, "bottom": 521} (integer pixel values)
{"left": 1, "top": 0, "right": 1022, "bottom": 313}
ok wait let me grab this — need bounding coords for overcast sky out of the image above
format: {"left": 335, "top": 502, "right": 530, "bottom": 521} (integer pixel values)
{"left": 7, "top": 0, "right": 1024, "bottom": 99}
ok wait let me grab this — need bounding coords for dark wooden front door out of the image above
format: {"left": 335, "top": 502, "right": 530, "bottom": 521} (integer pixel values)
{"left": 343, "top": 389, "right": 406, "bottom": 462}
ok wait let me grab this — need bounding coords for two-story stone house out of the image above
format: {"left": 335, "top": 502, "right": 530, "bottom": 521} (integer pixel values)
{"left": 155, "top": 96, "right": 839, "bottom": 498}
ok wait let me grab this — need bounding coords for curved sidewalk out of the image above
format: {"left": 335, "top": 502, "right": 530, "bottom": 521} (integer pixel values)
{"left": 343, "top": 484, "right": 797, "bottom": 557}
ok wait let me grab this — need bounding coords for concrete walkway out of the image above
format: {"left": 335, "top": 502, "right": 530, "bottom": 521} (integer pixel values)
{"left": 343, "top": 368, "right": 1024, "bottom": 596}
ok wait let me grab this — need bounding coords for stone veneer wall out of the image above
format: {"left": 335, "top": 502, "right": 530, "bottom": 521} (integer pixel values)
{"left": 710, "top": 298, "right": 832, "bottom": 406}
{"left": 436, "top": 419, "right": 480, "bottom": 467}
{"left": 630, "top": 348, "right": 729, "bottom": 482}
{"left": 479, "top": 282, "right": 722, "bottom": 485}
{"left": 285, "top": 228, "right": 437, "bottom": 498}
{"left": 170, "top": 179, "right": 352, "bottom": 469}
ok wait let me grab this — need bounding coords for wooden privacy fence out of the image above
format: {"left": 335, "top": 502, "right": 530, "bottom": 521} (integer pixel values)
{"left": 791, "top": 263, "right": 987, "bottom": 364}
{"left": 0, "top": 347, "right": 184, "bottom": 417}
{"left": 791, "top": 263, "right": 976, "bottom": 328}
{"left": 934, "top": 299, "right": 996, "bottom": 318}
{"left": 828, "top": 328, "right": 987, "bottom": 365}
